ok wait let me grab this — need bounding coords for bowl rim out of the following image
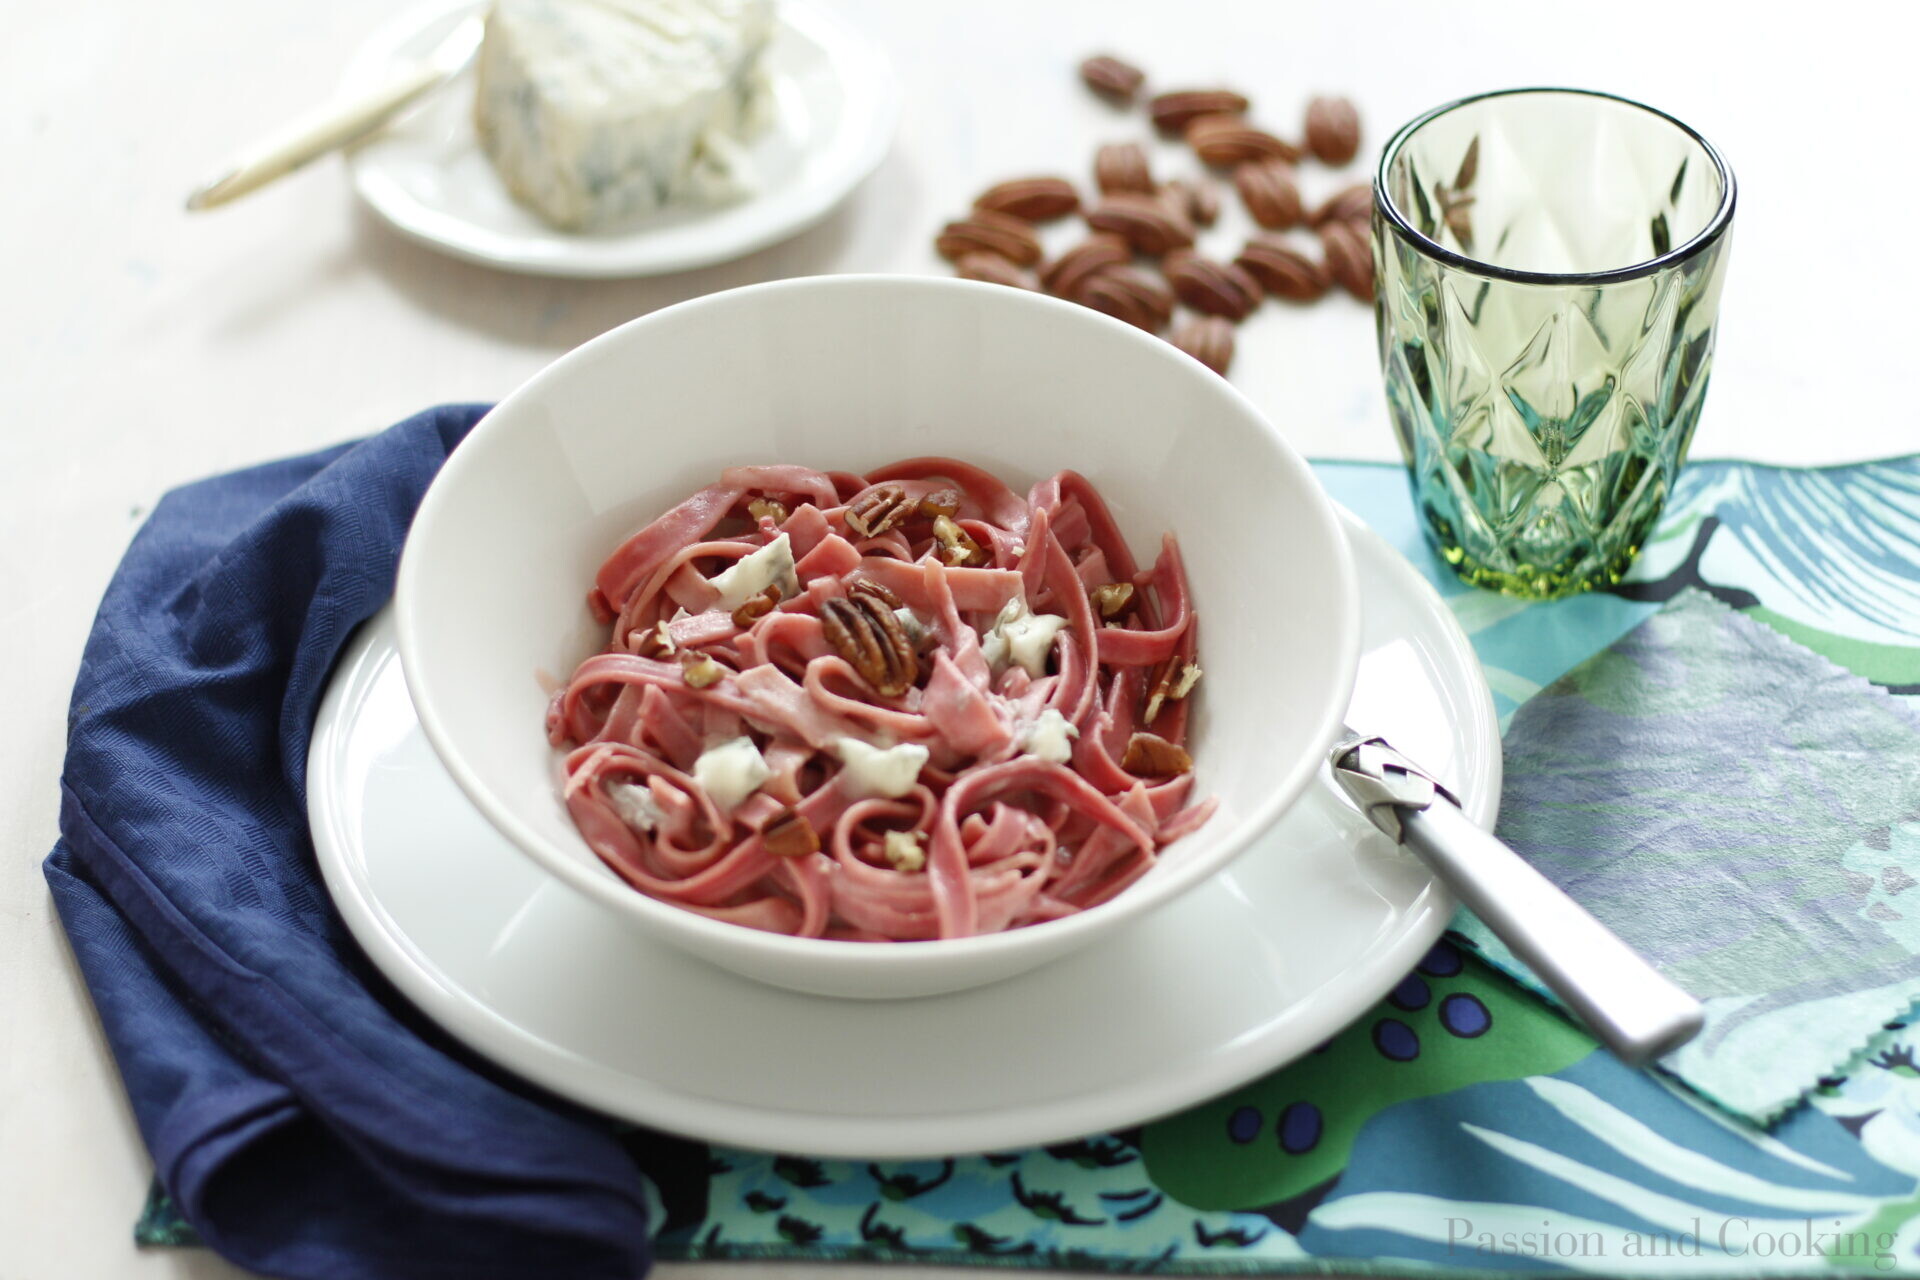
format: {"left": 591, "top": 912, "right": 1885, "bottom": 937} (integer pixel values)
{"left": 395, "top": 273, "right": 1362, "bottom": 968}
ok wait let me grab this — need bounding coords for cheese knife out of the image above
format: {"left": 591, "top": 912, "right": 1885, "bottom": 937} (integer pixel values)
{"left": 185, "top": 16, "right": 485, "bottom": 212}
{"left": 1329, "top": 727, "right": 1704, "bottom": 1066}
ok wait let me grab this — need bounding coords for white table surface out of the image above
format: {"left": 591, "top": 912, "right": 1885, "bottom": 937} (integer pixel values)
{"left": 4, "top": 1, "right": 1915, "bottom": 1275}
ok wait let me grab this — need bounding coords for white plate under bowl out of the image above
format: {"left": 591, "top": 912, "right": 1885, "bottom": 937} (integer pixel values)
{"left": 342, "top": 0, "right": 898, "bottom": 277}
{"left": 311, "top": 510, "right": 1498, "bottom": 1158}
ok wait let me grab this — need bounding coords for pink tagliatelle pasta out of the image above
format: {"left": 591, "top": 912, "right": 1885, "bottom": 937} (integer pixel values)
{"left": 546, "top": 459, "right": 1216, "bottom": 941}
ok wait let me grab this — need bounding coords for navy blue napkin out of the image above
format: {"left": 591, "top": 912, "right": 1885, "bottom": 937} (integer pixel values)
{"left": 44, "top": 406, "right": 658, "bottom": 1280}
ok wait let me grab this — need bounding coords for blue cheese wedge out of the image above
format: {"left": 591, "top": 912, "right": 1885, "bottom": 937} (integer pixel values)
{"left": 474, "top": 0, "right": 776, "bottom": 231}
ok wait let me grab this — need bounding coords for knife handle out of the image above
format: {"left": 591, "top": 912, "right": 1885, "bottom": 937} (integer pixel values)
{"left": 1399, "top": 799, "right": 1704, "bottom": 1065}
{"left": 185, "top": 59, "right": 449, "bottom": 211}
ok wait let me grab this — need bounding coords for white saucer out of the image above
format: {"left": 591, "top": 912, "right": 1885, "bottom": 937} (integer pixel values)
{"left": 309, "top": 509, "right": 1499, "bottom": 1157}
{"left": 340, "top": 0, "right": 898, "bottom": 277}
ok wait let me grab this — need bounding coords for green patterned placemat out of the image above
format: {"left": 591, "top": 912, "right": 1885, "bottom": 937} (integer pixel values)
{"left": 142, "top": 457, "right": 1920, "bottom": 1275}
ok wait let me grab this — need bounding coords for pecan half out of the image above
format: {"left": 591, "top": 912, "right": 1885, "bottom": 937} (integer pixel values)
{"left": 1120, "top": 731, "right": 1193, "bottom": 777}
{"left": 974, "top": 176, "right": 1080, "bottom": 222}
{"left": 849, "top": 577, "right": 903, "bottom": 610}
{"left": 746, "top": 496, "right": 789, "bottom": 525}
{"left": 1310, "top": 182, "right": 1372, "bottom": 227}
{"left": 1317, "top": 218, "right": 1375, "bottom": 300}
{"left": 1453, "top": 136, "right": 1480, "bottom": 191}
{"left": 954, "top": 251, "right": 1037, "bottom": 289}
{"left": 1143, "top": 657, "right": 1203, "bottom": 724}
{"left": 762, "top": 807, "right": 821, "bottom": 858}
{"left": 934, "top": 209, "right": 1042, "bottom": 266}
{"left": 932, "top": 514, "right": 989, "bottom": 567}
{"left": 730, "top": 585, "right": 781, "bottom": 628}
{"left": 1041, "top": 233, "right": 1131, "bottom": 297}
{"left": 1234, "top": 158, "right": 1303, "bottom": 229}
{"left": 1161, "top": 178, "right": 1219, "bottom": 228}
{"left": 1090, "top": 582, "right": 1135, "bottom": 618}
{"left": 1304, "top": 95, "right": 1362, "bottom": 165}
{"left": 1079, "top": 54, "right": 1146, "bottom": 103}
{"left": 1149, "top": 89, "right": 1250, "bottom": 134}
{"left": 635, "top": 620, "right": 676, "bottom": 659}
{"left": 1094, "top": 141, "right": 1154, "bottom": 195}
{"left": 1167, "top": 315, "right": 1234, "bottom": 376}
{"left": 820, "top": 594, "right": 918, "bottom": 697}
{"left": 1235, "top": 237, "right": 1329, "bottom": 301}
{"left": 917, "top": 487, "right": 962, "bottom": 518}
{"left": 678, "top": 651, "right": 727, "bottom": 688}
{"left": 1437, "top": 186, "right": 1476, "bottom": 252}
{"left": 845, "top": 483, "right": 913, "bottom": 538}
{"left": 1162, "top": 249, "right": 1263, "bottom": 320}
{"left": 1186, "top": 115, "right": 1301, "bottom": 167}
{"left": 1085, "top": 193, "right": 1194, "bottom": 256}
{"left": 1073, "top": 264, "right": 1174, "bottom": 332}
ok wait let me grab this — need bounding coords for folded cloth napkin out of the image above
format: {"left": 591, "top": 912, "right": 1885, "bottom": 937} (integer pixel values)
{"left": 44, "top": 406, "right": 661, "bottom": 1280}
{"left": 1456, "top": 587, "right": 1920, "bottom": 1124}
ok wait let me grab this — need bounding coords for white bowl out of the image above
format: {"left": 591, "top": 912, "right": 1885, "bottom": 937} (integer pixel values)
{"left": 395, "top": 275, "right": 1360, "bottom": 999}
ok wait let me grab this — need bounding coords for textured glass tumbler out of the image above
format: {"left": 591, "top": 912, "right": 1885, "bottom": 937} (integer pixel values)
{"left": 1374, "top": 89, "right": 1735, "bottom": 598}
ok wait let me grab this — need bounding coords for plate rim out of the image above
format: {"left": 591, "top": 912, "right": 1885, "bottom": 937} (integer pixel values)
{"left": 310, "top": 508, "right": 1499, "bottom": 1157}
{"left": 343, "top": 0, "right": 900, "bottom": 278}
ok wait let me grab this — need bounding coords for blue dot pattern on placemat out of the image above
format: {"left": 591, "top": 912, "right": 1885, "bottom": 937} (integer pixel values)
{"left": 1440, "top": 992, "right": 1492, "bottom": 1038}
{"left": 1372, "top": 1018, "right": 1420, "bottom": 1062}
{"left": 1388, "top": 974, "right": 1430, "bottom": 1011}
{"left": 1226, "top": 1105, "right": 1262, "bottom": 1144}
{"left": 1417, "top": 939, "right": 1463, "bottom": 977}
{"left": 1277, "top": 1102, "right": 1322, "bottom": 1155}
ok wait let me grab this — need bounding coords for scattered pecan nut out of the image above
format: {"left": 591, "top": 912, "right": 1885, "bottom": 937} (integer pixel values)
{"left": 1143, "top": 657, "right": 1203, "bottom": 724}
{"left": 1161, "top": 178, "right": 1219, "bottom": 228}
{"left": 679, "top": 651, "right": 727, "bottom": 688}
{"left": 1235, "top": 237, "right": 1329, "bottom": 302}
{"left": 1317, "top": 218, "right": 1375, "bottom": 300}
{"left": 761, "top": 807, "right": 821, "bottom": 858}
{"left": 820, "top": 594, "right": 918, "bottom": 697}
{"left": 934, "top": 209, "right": 1042, "bottom": 266}
{"left": 1168, "top": 315, "right": 1234, "bottom": 376}
{"left": 1310, "top": 181, "right": 1372, "bottom": 227}
{"left": 974, "top": 176, "right": 1080, "bottom": 222}
{"left": 1094, "top": 141, "right": 1154, "bottom": 195}
{"left": 1085, "top": 192, "right": 1194, "bottom": 256}
{"left": 1090, "top": 582, "right": 1135, "bottom": 618}
{"left": 635, "top": 620, "right": 676, "bottom": 659}
{"left": 1079, "top": 54, "right": 1146, "bottom": 103}
{"left": 1233, "top": 157, "right": 1303, "bottom": 229}
{"left": 730, "top": 585, "right": 781, "bottom": 629}
{"left": 1073, "top": 264, "right": 1174, "bottom": 332}
{"left": 932, "top": 514, "right": 989, "bottom": 567}
{"left": 1041, "top": 233, "right": 1132, "bottom": 297}
{"left": 917, "top": 487, "right": 962, "bottom": 518}
{"left": 1162, "top": 248, "right": 1263, "bottom": 320}
{"left": 1186, "top": 114, "right": 1301, "bottom": 167}
{"left": 849, "top": 577, "right": 903, "bottom": 610}
{"left": 1120, "top": 731, "right": 1193, "bottom": 777}
{"left": 1149, "top": 89, "right": 1250, "bottom": 135}
{"left": 746, "top": 496, "right": 789, "bottom": 525}
{"left": 1304, "top": 95, "right": 1362, "bottom": 165}
{"left": 844, "top": 482, "right": 913, "bottom": 538}
{"left": 954, "top": 251, "right": 1037, "bottom": 289}
{"left": 1452, "top": 136, "right": 1480, "bottom": 191}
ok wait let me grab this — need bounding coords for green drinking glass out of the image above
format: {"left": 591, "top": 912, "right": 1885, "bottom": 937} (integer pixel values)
{"left": 1373, "top": 88, "right": 1736, "bottom": 599}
